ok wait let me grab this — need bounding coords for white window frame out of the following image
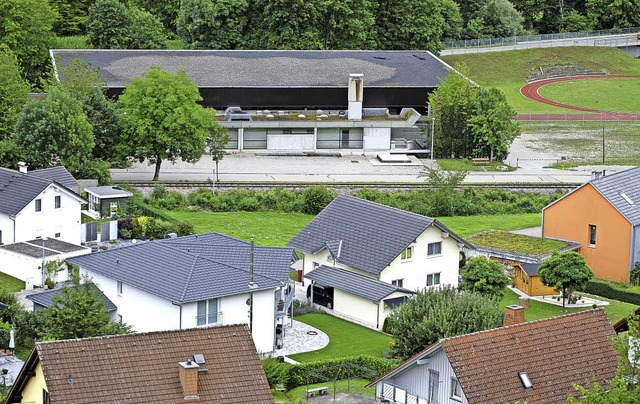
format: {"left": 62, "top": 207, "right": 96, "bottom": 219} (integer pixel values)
{"left": 427, "top": 242, "right": 442, "bottom": 257}
{"left": 54, "top": 195, "right": 61, "bottom": 209}
{"left": 391, "top": 279, "right": 404, "bottom": 288}
{"left": 428, "top": 370, "right": 440, "bottom": 402}
{"left": 427, "top": 272, "right": 441, "bottom": 287}
{"left": 451, "top": 377, "right": 462, "bottom": 401}
{"left": 401, "top": 246, "right": 413, "bottom": 261}
{"left": 117, "top": 281, "right": 123, "bottom": 296}
{"left": 589, "top": 224, "right": 597, "bottom": 247}
{"left": 35, "top": 198, "right": 42, "bottom": 212}
{"left": 197, "top": 298, "right": 220, "bottom": 326}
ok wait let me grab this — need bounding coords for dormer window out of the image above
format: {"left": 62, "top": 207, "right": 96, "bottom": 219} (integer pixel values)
{"left": 401, "top": 247, "right": 413, "bottom": 261}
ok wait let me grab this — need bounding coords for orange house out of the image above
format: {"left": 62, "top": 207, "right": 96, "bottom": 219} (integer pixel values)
{"left": 513, "top": 262, "right": 557, "bottom": 296}
{"left": 542, "top": 168, "right": 640, "bottom": 283}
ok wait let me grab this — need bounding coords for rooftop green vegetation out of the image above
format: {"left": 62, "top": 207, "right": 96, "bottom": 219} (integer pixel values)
{"left": 442, "top": 47, "right": 640, "bottom": 114}
{"left": 466, "top": 230, "right": 569, "bottom": 255}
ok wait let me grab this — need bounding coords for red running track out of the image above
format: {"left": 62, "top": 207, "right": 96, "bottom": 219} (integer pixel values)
{"left": 518, "top": 75, "right": 640, "bottom": 121}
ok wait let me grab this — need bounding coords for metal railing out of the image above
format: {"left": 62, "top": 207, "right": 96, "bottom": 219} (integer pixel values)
{"left": 196, "top": 311, "right": 223, "bottom": 326}
{"left": 442, "top": 27, "right": 640, "bottom": 54}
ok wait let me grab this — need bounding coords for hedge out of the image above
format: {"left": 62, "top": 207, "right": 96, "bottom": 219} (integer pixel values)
{"left": 285, "top": 355, "right": 397, "bottom": 390}
{"left": 584, "top": 279, "right": 640, "bottom": 306}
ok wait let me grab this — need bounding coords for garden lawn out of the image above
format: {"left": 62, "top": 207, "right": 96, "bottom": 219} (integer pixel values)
{"left": 500, "top": 288, "right": 637, "bottom": 323}
{"left": 442, "top": 47, "right": 640, "bottom": 114}
{"left": 287, "top": 313, "right": 393, "bottom": 362}
{"left": 0, "top": 272, "right": 25, "bottom": 293}
{"left": 467, "top": 230, "right": 569, "bottom": 255}
{"left": 165, "top": 211, "right": 313, "bottom": 246}
{"left": 437, "top": 213, "right": 541, "bottom": 237}
{"left": 273, "top": 379, "right": 375, "bottom": 403}
{"left": 436, "top": 159, "right": 515, "bottom": 172}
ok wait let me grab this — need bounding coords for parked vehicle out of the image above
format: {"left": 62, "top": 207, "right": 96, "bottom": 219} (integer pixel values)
{"left": 306, "top": 284, "right": 334, "bottom": 309}
{"left": 224, "top": 106, "right": 252, "bottom": 121}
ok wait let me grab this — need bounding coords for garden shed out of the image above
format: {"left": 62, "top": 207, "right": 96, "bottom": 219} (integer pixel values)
{"left": 85, "top": 186, "right": 132, "bottom": 219}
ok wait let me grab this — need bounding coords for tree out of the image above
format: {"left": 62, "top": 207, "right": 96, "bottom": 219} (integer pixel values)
{"left": 460, "top": 256, "right": 511, "bottom": 300}
{"left": 467, "top": 0, "right": 525, "bottom": 38}
{"left": 430, "top": 63, "right": 477, "bottom": 158}
{"left": 247, "top": 0, "right": 325, "bottom": 49}
{"left": 49, "top": 0, "right": 93, "bottom": 35}
{"left": 132, "top": 0, "right": 181, "bottom": 33}
{"left": 320, "top": 0, "right": 378, "bottom": 49}
{"left": 177, "top": 0, "right": 249, "bottom": 50}
{"left": 0, "top": 48, "right": 30, "bottom": 142}
{"left": 385, "top": 286, "right": 504, "bottom": 359}
{"left": 41, "top": 273, "right": 131, "bottom": 340}
{"left": 587, "top": 0, "right": 640, "bottom": 29}
{"left": 207, "top": 125, "right": 230, "bottom": 182}
{"left": 468, "top": 87, "right": 520, "bottom": 161}
{"left": 12, "top": 85, "right": 95, "bottom": 175}
{"left": 538, "top": 252, "right": 594, "bottom": 309}
{"left": 375, "top": 0, "right": 462, "bottom": 53}
{"left": 87, "top": 0, "right": 167, "bottom": 49}
{"left": 117, "top": 66, "right": 213, "bottom": 181}
{"left": 0, "top": 0, "right": 55, "bottom": 85}
{"left": 421, "top": 167, "right": 467, "bottom": 216}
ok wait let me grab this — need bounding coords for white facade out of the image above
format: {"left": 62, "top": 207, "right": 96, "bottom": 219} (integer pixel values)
{"left": 0, "top": 184, "right": 83, "bottom": 246}
{"left": 375, "top": 346, "right": 468, "bottom": 404}
{"left": 83, "top": 268, "right": 279, "bottom": 353}
{"left": 0, "top": 243, "right": 90, "bottom": 287}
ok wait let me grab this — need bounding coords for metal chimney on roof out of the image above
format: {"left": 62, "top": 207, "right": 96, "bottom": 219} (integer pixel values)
{"left": 348, "top": 74, "right": 364, "bottom": 121}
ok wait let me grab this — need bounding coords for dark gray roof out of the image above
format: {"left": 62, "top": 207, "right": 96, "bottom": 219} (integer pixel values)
{"left": 26, "top": 282, "right": 117, "bottom": 312}
{"left": 67, "top": 232, "right": 293, "bottom": 304}
{"left": 30, "top": 166, "right": 79, "bottom": 194}
{"left": 306, "top": 265, "right": 413, "bottom": 301}
{"left": 51, "top": 50, "right": 451, "bottom": 88}
{"left": 288, "top": 195, "right": 469, "bottom": 275}
{"left": 0, "top": 167, "right": 83, "bottom": 216}
{"left": 590, "top": 167, "right": 640, "bottom": 225}
{"left": 520, "top": 262, "right": 541, "bottom": 276}
{"left": 85, "top": 186, "right": 132, "bottom": 198}
{"left": 0, "top": 238, "right": 88, "bottom": 258}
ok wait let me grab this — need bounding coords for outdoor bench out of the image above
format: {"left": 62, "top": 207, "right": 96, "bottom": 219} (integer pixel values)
{"left": 306, "top": 386, "right": 329, "bottom": 397}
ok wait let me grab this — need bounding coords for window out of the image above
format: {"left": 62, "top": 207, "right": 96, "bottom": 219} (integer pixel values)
{"left": 392, "top": 279, "right": 404, "bottom": 288}
{"left": 451, "top": 378, "right": 462, "bottom": 401}
{"left": 54, "top": 195, "right": 61, "bottom": 209}
{"left": 35, "top": 198, "right": 42, "bottom": 212}
{"left": 428, "top": 242, "right": 442, "bottom": 256}
{"left": 428, "top": 370, "right": 440, "bottom": 402}
{"left": 313, "top": 261, "right": 320, "bottom": 270}
{"left": 589, "top": 224, "right": 597, "bottom": 246}
{"left": 197, "top": 299, "right": 219, "bottom": 326}
{"left": 0, "top": 230, "right": 2, "bottom": 245}
{"left": 427, "top": 273, "right": 441, "bottom": 287}
{"left": 55, "top": 232, "right": 61, "bottom": 238}
{"left": 401, "top": 247, "right": 413, "bottom": 261}
{"left": 117, "top": 281, "right": 123, "bottom": 296}
{"left": 118, "top": 314, "right": 123, "bottom": 323}
{"left": 43, "top": 389, "right": 51, "bottom": 404}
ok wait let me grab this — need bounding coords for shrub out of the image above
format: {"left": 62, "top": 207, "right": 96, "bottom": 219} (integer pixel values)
{"left": 285, "top": 355, "right": 397, "bottom": 390}
{"left": 302, "top": 186, "right": 336, "bottom": 215}
{"left": 584, "top": 279, "right": 640, "bottom": 306}
{"left": 145, "top": 217, "right": 172, "bottom": 239}
{"left": 262, "top": 358, "right": 290, "bottom": 388}
{"left": 175, "top": 220, "right": 194, "bottom": 236}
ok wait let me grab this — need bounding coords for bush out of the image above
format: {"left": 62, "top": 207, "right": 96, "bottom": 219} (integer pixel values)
{"left": 302, "top": 186, "right": 337, "bottom": 215}
{"left": 584, "top": 279, "right": 640, "bottom": 306}
{"left": 285, "top": 355, "right": 397, "bottom": 390}
{"left": 145, "top": 217, "right": 172, "bottom": 239}
{"left": 262, "top": 357, "right": 290, "bottom": 388}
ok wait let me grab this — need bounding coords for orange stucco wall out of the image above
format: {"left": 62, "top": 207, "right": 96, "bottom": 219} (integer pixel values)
{"left": 543, "top": 184, "right": 632, "bottom": 282}
{"left": 514, "top": 265, "right": 557, "bottom": 296}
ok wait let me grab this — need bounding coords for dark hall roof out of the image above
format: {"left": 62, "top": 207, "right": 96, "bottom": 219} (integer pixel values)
{"left": 51, "top": 49, "right": 452, "bottom": 89}
{"left": 27, "top": 282, "right": 117, "bottom": 312}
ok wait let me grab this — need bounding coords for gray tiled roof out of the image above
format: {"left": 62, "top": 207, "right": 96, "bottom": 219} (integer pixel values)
{"left": 67, "top": 233, "right": 293, "bottom": 303}
{"left": 26, "top": 282, "right": 117, "bottom": 312}
{"left": 0, "top": 167, "right": 83, "bottom": 216}
{"left": 520, "top": 262, "right": 541, "bottom": 276}
{"left": 590, "top": 166, "right": 640, "bottom": 225}
{"left": 85, "top": 186, "right": 132, "bottom": 198}
{"left": 30, "top": 166, "right": 78, "bottom": 194}
{"left": 288, "top": 195, "right": 469, "bottom": 275}
{"left": 306, "top": 265, "right": 413, "bottom": 301}
{"left": 51, "top": 50, "right": 451, "bottom": 88}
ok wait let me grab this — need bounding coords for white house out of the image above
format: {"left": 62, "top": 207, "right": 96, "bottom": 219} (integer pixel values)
{"left": 0, "top": 238, "right": 90, "bottom": 288}
{"left": 67, "top": 232, "right": 295, "bottom": 353}
{"left": 0, "top": 165, "right": 85, "bottom": 246}
{"left": 369, "top": 308, "right": 617, "bottom": 404}
{"left": 287, "top": 195, "right": 470, "bottom": 329}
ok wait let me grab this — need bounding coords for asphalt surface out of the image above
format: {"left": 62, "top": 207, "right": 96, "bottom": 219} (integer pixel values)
{"left": 110, "top": 152, "right": 633, "bottom": 184}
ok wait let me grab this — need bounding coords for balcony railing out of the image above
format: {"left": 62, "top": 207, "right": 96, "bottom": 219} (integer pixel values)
{"left": 196, "top": 311, "right": 223, "bottom": 326}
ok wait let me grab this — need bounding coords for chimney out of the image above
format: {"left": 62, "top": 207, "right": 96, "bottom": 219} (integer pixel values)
{"left": 591, "top": 170, "right": 604, "bottom": 180}
{"left": 18, "top": 162, "right": 28, "bottom": 173}
{"left": 348, "top": 74, "right": 364, "bottom": 121}
{"left": 179, "top": 360, "right": 200, "bottom": 399}
{"left": 504, "top": 305, "right": 525, "bottom": 326}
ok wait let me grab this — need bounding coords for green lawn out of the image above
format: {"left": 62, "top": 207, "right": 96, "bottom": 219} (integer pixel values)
{"left": 165, "top": 211, "right": 314, "bottom": 246}
{"left": 436, "top": 158, "right": 516, "bottom": 172}
{"left": 442, "top": 47, "right": 640, "bottom": 114}
{"left": 0, "top": 272, "right": 25, "bottom": 293}
{"left": 287, "top": 313, "right": 393, "bottom": 362}
{"left": 500, "top": 288, "right": 637, "bottom": 323}
{"left": 467, "top": 230, "right": 569, "bottom": 255}
{"left": 539, "top": 78, "right": 640, "bottom": 113}
{"left": 437, "top": 213, "right": 541, "bottom": 237}
{"left": 273, "top": 379, "right": 375, "bottom": 403}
